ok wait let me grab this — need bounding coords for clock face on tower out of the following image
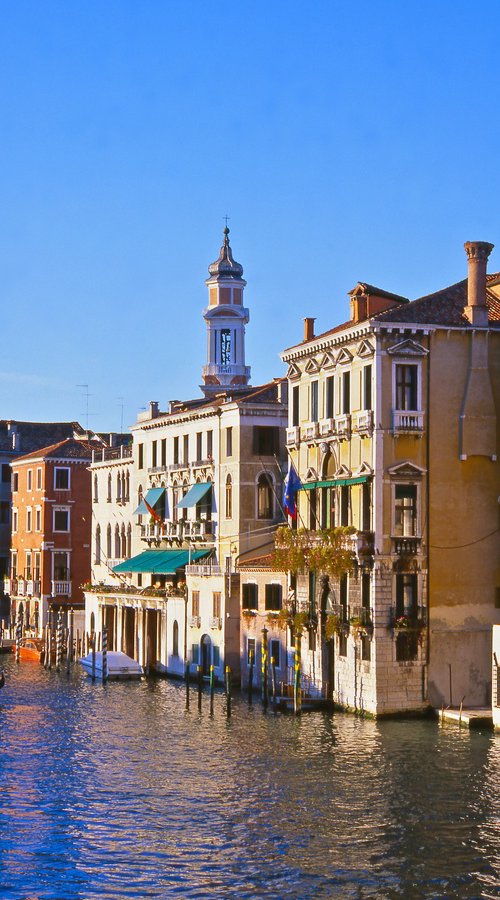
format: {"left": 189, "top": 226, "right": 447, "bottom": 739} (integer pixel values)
{"left": 220, "top": 329, "right": 231, "bottom": 365}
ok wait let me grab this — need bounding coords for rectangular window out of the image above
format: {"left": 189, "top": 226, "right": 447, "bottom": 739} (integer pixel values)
{"left": 270, "top": 639, "right": 280, "bottom": 668}
{"left": 1, "top": 464, "right": 10, "bottom": 483}
{"left": 309, "top": 570, "right": 317, "bottom": 621}
{"left": 26, "top": 508, "right": 32, "bottom": 532}
{"left": 12, "top": 472, "right": 18, "bottom": 492}
{"left": 363, "top": 365, "right": 372, "bottom": 411}
{"left": 11, "top": 551, "right": 17, "bottom": 579}
{"left": 12, "top": 509, "right": 18, "bottom": 532}
{"left": 196, "top": 432, "right": 202, "bottom": 462}
{"left": 362, "top": 482, "right": 371, "bottom": 531}
{"left": 242, "top": 583, "right": 258, "bottom": 610}
{"left": 0, "top": 502, "right": 9, "bottom": 525}
{"left": 25, "top": 552, "right": 32, "bottom": 581}
{"left": 54, "top": 467, "right": 70, "bottom": 490}
{"left": 191, "top": 643, "right": 200, "bottom": 665}
{"left": 226, "top": 427, "right": 233, "bottom": 458}
{"left": 396, "top": 631, "right": 419, "bottom": 662}
{"left": 396, "top": 573, "right": 418, "bottom": 618}
{"left": 395, "top": 364, "right": 418, "bottom": 410}
{"left": 247, "top": 637, "right": 256, "bottom": 665}
{"left": 340, "top": 485, "right": 349, "bottom": 526}
{"left": 34, "top": 551, "right": 41, "bottom": 581}
{"left": 309, "top": 488, "right": 318, "bottom": 530}
{"left": 325, "top": 376, "right": 334, "bottom": 418}
{"left": 27, "top": 469, "right": 32, "bottom": 491}
{"left": 151, "top": 441, "right": 157, "bottom": 468}
{"left": 361, "top": 573, "right": 371, "bottom": 611}
{"left": 53, "top": 509, "right": 69, "bottom": 532}
{"left": 394, "top": 485, "right": 417, "bottom": 536}
{"left": 207, "top": 430, "right": 213, "bottom": 459}
{"left": 310, "top": 381, "right": 319, "bottom": 423}
{"left": 340, "top": 574, "right": 348, "bottom": 620}
{"left": 138, "top": 444, "right": 144, "bottom": 469}
{"left": 192, "top": 591, "right": 200, "bottom": 617}
{"left": 342, "top": 371, "right": 351, "bottom": 415}
{"left": 265, "top": 583, "right": 282, "bottom": 611}
{"left": 183, "top": 435, "right": 189, "bottom": 464}
{"left": 212, "top": 592, "right": 221, "bottom": 618}
{"left": 338, "top": 632, "right": 348, "bottom": 657}
{"left": 161, "top": 439, "right": 167, "bottom": 467}
{"left": 36, "top": 467, "right": 42, "bottom": 490}
{"left": 53, "top": 551, "right": 69, "bottom": 581}
{"left": 361, "top": 635, "right": 371, "bottom": 662}
{"left": 173, "top": 437, "right": 179, "bottom": 464}
{"left": 292, "top": 385, "right": 300, "bottom": 427}
{"left": 252, "top": 426, "right": 279, "bottom": 456}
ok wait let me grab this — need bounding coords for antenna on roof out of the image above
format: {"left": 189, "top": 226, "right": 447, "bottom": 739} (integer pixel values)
{"left": 77, "top": 384, "right": 93, "bottom": 430}
{"left": 116, "top": 397, "right": 124, "bottom": 433}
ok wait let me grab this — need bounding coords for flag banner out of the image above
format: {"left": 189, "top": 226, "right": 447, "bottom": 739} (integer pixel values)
{"left": 283, "top": 464, "right": 302, "bottom": 519}
{"left": 144, "top": 497, "right": 164, "bottom": 527}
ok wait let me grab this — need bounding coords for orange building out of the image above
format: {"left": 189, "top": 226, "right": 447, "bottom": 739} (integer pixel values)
{"left": 8, "top": 438, "right": 99, "bottom": 633}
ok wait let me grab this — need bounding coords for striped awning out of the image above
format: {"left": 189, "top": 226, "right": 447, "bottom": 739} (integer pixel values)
{"left": 301, "top": 476, "right": 369, "bottom": 490}
{"left": 112, "top": 549, "right": 210, "bottom": 575}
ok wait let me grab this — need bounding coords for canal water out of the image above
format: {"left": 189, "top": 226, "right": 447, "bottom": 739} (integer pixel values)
{"left": 0, "top": 658, "right": 499, "bottom": 900}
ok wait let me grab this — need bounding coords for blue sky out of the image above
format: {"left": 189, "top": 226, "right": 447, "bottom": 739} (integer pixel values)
{"left": 1, "top": 1, "right": 499, "bottom": 431}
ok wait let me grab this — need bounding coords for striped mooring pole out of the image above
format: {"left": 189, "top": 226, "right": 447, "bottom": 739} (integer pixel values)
{"left": 102, "top": 625, "right": 108, "bottom": 684}
{"left": 294, "top": 632, "right": 302, "bottom": 715}
{"left": 261, "top": 627, "right": 269, "bottom": 709}
{"left": 55, "top": 612, "right": 63, "bottom": 671}
{"left": 15, "top": 607, "right": 22, "bottom": 664}
{"left": 248, "top": 648, "right": 254, "bottom": 705}
{"left": 225, "top": 665, "right": 232, "bottom": 719}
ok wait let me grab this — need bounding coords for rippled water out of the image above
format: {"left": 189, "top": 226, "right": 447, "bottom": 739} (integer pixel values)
{"left": 0, "top": 657, "right": 499, "bottom": 900}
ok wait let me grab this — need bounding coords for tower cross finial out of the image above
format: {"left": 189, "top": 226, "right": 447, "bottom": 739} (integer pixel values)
{"left": 223, "top": 214, "right": 230, "bottom": 229}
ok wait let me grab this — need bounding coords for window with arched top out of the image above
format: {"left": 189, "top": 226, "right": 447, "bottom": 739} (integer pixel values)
{"left": 114, "top": 524, "right": 120, "bottom": 558}
{"left": 106, "top": 524, "right": 112, "bottom": 558}
{"left": 125, "top": 471, "right": 130, "bottom": 502}
{"left": 116, "top": 472, "right": 121, "bottom": 502}
{"left": 95, "top": 524, "right": 101, "bottom": 565}
{"left": 225, "top": 475, "right": 232, "bottom": 518}
{"left": 90, "top": 612, "right": 95, "bottom": 634}
{"left": 182, "top": 479, "right": 189, "bottom": 521}
{"left": 93, "top": 475, "right": 98, "bottom": 502}
{"left": 257, "top": 473, "right": 273, "bottom": 519}
{"left": 127, "top": 523, "right": 132, "bottom": 557}
{"left": 120, "top": 524, "right": 126, "bottom": 558}
{"left": 172, "top": 620, "right": 179, "bottom": 657}
{"left": 172, "top": 481, "right": 178, "bottom": 523}
{"left": 107, "top": 473, "right": 112, "bottom": 502}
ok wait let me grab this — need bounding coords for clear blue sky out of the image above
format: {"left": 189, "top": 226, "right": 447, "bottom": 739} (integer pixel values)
{"left": 1, "top": 1, "right": 499, "bottom": 432}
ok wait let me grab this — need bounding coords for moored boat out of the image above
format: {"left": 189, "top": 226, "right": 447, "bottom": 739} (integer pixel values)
{"left": 19, "top": 638, "right": 45, "bottom": 663}
{"left": 79, "top": 651, "right": 144, "bottom": 680}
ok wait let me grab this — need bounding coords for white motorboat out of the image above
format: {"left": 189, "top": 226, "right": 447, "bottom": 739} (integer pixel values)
{"left": 79, "top": 650, "right": 144, "bottom": 680}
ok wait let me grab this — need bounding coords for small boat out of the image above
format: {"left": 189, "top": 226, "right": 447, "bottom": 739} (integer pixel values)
{"left": 19, "top": 638, "right": 45, "bottom": 663}
{"left": 79, "top": 651, "right": 144, "bottom": 680}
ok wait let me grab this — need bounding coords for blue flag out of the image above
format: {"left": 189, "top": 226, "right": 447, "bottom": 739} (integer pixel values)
{"left": 284, "top": 464, "right": 302, "bottom": 519}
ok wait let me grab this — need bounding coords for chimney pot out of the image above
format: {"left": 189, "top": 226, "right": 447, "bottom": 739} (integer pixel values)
{"left": 304, "top": 317, "right": 315, "bottom": 341}
{"left": 464, "top": 241, "right": 494, "bottom": 326}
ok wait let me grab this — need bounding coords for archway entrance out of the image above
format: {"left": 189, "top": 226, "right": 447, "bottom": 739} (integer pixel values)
{"left": 200, "top": 634, "right": 211, "bottom": 676}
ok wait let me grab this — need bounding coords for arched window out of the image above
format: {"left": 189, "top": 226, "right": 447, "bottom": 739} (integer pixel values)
{"left": 182, "top": 479, "right": 188, "bottom": 521}
{"left": 137, "top": 484, "right": 143, "bottom": 523}
{"left": 172, "top": 620, "right": 179, "bottom": 657}
{"left": 172, "top": 481, "right": 178, "bottom": 523}
{"left": 121, "top": 524, "right": 126, "bottom": 558}
{"left": 106, "top": 524, "right": 112, "bottom": 559}
{"left": 114, "top": 524, "right": 120, "bottom": 558}
{"left": 125, "top": 471, "right": 130, "bottom": 501}
{"left": 257, "top": 473, "right": 273, "bottom": 519}
{"left": 107, "top": 473, "right": 112, "bottom": 502}
{"left": 93, "top": 475, "right": 98, "bottom": 502}
{"left": 90, "top": 612, "right": 95, "bottom": 634}
{"left": 116, "top": 472, "right": 121, "bottom": 502}
{"left": 95, "top": 524, "right": 101, "bottom": 565}
{"left": 225, "top": 475, "right": 232, "bottom": 518}
{"left": 127, "top": 523, "right": 132, "bottom": 557}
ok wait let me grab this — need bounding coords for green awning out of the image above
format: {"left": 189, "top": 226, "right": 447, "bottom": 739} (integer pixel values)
{"left": 112, "top": 549, "right": 210, "bottom": 575}
{"left": 134, "top": 487, "right": 165, "bottom": 516}
{"left": 301, "top": 476, "right": 369, "bottom": 491}
{"left": 176, "top": 482, "right": 212, "bottom": 509}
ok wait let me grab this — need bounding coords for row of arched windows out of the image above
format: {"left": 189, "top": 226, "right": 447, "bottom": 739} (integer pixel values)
{"left": 95, "top": 523, "right": 132, "bottom": 564}
{"left": 94, "top": 471, "right": 131, "bottom": 504}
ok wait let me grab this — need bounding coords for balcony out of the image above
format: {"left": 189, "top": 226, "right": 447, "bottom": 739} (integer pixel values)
{"left": 286, "top": 426, "right": 300, "bottom": 446}
{"left": 191, "top": 458, "right": 214, "bottom": 471}
{"left": 184, "top": 520, "right": 215, "bottom": 541}
{"left": 92, "top": 444, "right": 133, "bottom": 463}
{"left": 392, "top": 410, "right": 424, "bottom": 434}
{"left": 209, "top": 616, "right": 222, "bottom": 629}
{"left": 390, "top": 606, "right": 426, "bottom": 630}
{"left": 190, "top": 615, "right": 201, "bottom": 628}
{"left": 51, "top": 581, "right": 71, "bottom": 597}
{"left": 141, "top": 523, "right": 166, "bottom": 542}
{"left": 392, "top": 536, "right": 422, "bottom": 556}
{"left": 319, "top": 418, "right": 335, "bottom": 438}
{"left": 185, "top": 563, "right": 223, "bottom": 577}
{"left": 355, "top": 409, "right": 374, "bottom": 436}
{"left": 168, "top": 462, "right": 189, "bottom": 473}
{"left": 335, "top": 414, "right": 351, "bottom": 440}
{"left": 302, "top": 421, "right": 319, "bottom": 442}
{"left": 350, "top": 605, "right": 373, "bottom": 630}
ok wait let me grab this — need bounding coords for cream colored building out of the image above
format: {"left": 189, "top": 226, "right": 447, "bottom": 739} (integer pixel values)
{"left": 85, "top": 230, "right": 288, "bottom": 679}
{"left": 281, "top": 241, "right": 500, "bottom": 715}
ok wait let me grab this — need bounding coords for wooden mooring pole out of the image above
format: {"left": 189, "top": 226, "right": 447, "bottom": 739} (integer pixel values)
{"left": 248, "top": 649, "right": 254, "bottom": 705}
{"left": 294, "top": 632, "right": 302, "bottom": 715}
{"left": 185, "top": 660, "right": 190, "bottom": 710}
{"left": 225, "top": 665, "right": 232, "bottom": 719}
{"left": 261, "top": 627, "right": 268, "bottom": 710}
{"left": 91, "top": 633, "right": 96, "bottom": 681}
{"left": 197, "top": 665, "right": 203, "bottom": 712}
{"left": 209, "top": 664, "right": 215, "bottom": 715}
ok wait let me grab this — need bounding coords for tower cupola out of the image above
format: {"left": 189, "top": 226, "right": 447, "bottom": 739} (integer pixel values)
{"left": 201, "top": 228, "right": 251, "bottom": 395}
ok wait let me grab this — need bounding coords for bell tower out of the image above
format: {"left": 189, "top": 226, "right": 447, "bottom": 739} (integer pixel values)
{"left": 201, "top": 228, "right": 251, "bottom": 395}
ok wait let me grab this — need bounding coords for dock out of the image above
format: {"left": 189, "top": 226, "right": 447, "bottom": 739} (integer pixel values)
{"left": 438, "top": 706, "right": 493, "bottom": 730}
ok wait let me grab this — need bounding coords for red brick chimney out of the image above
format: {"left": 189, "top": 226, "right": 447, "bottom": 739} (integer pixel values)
{"left": 464, "top": 241, "right": 494, "bottom": 326}
{"left": 304, "top": 317, "right": 315, "bottom": 341}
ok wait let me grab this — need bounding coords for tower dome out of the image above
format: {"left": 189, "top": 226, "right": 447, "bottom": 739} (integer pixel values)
{"left": 208, "top": 227, "right": 244, "bottom": 280}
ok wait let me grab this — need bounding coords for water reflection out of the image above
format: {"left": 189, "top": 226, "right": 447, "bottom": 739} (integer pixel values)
{"left": 0, "top": 658, "right": 499, "bottom": 899}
